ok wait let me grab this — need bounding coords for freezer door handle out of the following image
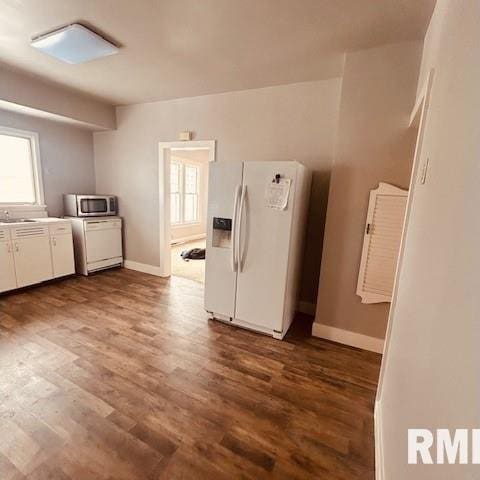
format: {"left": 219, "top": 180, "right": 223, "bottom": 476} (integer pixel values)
{"left": 231, "top": 185, "right": 242, "bottom": 272}
{"left": 237, "top": 185, "right": 247, "bottom": 272}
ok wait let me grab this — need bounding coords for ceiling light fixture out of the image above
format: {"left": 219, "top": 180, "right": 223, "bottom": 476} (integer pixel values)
{"left": 31, "top": 23, "right": 118, "bottom": 64}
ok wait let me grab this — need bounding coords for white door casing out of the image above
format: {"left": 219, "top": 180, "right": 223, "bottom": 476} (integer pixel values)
{"left": 375, "top": 69, "right": 435, "bottom": 408}
{"left": 158, "top": 140, "right": 216, "bottom": 277}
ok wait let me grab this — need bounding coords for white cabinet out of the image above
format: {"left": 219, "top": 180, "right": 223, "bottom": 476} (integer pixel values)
{"left": 12, "top": 228, "right": 53, "bottom": 288}
{"left": 51, "top": 229, "right": 75, "bottom": 278}
{"left": 0, "top": 220, "right": 75, "bottom": 293}
{"left": 0, "top": 228, "right": 16, "bottom": 293}
{"left": 356, "top": 182, "right": 408, "bottom": 304}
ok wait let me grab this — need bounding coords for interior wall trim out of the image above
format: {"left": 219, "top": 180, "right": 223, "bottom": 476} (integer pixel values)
{"left": 312, "top": 322, "right": 384, "bottom": 353}
{"left": 374, "top": 400, "right": 385, "bottom": 480}
{"left": 171, "top": 233, "right": 207, "bottom": 245}
{"left": 123, "top": 260, "right": 167, "bottom": 277}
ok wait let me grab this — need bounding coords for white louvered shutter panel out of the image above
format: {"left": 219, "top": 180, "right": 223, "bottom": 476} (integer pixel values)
{"left": 356, "top": 183, "right": 408, "bottom": 304}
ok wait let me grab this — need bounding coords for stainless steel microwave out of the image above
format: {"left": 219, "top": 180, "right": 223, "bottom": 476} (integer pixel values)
{"left": 63, "top": 194, "right": 117, "bottom": 217}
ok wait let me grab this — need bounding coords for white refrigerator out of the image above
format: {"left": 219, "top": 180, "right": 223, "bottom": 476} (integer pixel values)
{"left": 204, "top": 161, "right": 311, "bottom": 339}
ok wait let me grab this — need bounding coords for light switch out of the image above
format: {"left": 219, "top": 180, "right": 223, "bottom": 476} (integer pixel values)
{"left": 420, "top": 157, "right": 430, "bottom": 184}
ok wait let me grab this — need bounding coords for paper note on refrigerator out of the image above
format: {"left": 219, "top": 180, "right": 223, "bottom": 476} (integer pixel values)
{"left": 265, "top": 178, "right": 291, "bottom": 210}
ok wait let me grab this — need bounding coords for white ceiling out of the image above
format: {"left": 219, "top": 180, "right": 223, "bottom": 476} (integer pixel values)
{"left": 0, "top": 0, "right": 435, "bottom": 106}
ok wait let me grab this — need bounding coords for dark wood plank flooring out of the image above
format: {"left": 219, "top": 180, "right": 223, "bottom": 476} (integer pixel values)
{"left": 0, "top": 268, "right": 381, "bottom": 479}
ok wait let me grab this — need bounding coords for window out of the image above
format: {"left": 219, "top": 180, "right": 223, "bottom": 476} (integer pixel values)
{"left": 0, "top": 127, "right": 43, "bottom": 206}
{"left": 170, "top": 161, "right": 200, "bottom": 225}
{"left": 170, "top": 162, "right": 181, "bottom": 224}
{"left": 184, "top": 165, "right": 198, "bottom": 222}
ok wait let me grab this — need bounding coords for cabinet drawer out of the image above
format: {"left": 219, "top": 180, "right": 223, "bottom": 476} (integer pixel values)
{"left": 49, "top": 223, "right": 72, "bottom": 235}
{"left": 0, "top": 228, "right": 10, "bottom": 241}
{"left": 11, "top": 225, "right": 49, "bottom": 239}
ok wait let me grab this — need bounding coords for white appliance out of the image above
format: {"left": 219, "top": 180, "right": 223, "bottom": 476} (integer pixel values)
{"left": 63, "top": 194, "right": 117, "bottom": 217}
{"left": 204, "top": 161, "right": 311, "bottom": 339}
{"left": 70, "top": 217, "right": 123, "bottom": 275}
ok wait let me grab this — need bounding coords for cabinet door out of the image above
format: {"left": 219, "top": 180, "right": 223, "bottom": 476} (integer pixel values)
{"left": 0, "top": 241, "right": 17, "bottom": 293}
{"left": 13, "top": 236, "right": 53, "bottom": 288}
{"left": 356, "top": 182, "right": 408, "bottom": 304}
{"left": 51, "top": 234, "right": 75, "bottom": 278}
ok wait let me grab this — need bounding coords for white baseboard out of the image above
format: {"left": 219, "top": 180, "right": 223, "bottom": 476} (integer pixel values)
{"left": 312, "top": 323, "right": 384, "bottom": 353}
{"left": 297, "top": 301, "right": 316, "bottom": 316}
{"left": 374, "top": 400, "right": 384, "bottom": 480}
{"left": 171, "top": 233, "right": 206, "bottom": 245}
{"left": 123, "top": 260, "right": 167, "bottom": 277}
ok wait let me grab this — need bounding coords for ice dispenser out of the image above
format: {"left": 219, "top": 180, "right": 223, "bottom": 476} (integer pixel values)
{"left": 212, "top": 217, "right": 232, "bottom": 248}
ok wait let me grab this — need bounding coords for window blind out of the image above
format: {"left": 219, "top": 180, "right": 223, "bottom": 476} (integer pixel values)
{"left": 356, "top": 182, "right": 408, "bottom": 304}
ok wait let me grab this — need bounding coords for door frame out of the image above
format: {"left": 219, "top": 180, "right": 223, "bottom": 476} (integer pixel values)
{"left": 158, "top": 140, "right": 216, "bottom": 277}
{"left": 374, "top": 69, "right": 434, "bottom": 480}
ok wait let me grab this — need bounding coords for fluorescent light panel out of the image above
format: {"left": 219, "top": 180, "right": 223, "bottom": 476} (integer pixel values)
{"left": 31, "top": 24, "right": 118, "bottom": 64}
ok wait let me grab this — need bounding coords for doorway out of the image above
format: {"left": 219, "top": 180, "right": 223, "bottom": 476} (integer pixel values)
{"left": 158, "top": 140, "right": 216, "bottom": 282}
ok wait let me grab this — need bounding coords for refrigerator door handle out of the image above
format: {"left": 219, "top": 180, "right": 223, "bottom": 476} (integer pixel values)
{"left": 237, "top": 185, "right": 247, "bottom": 272}
{"left": 231, "top": 185, "right": 242, "bottom": 272}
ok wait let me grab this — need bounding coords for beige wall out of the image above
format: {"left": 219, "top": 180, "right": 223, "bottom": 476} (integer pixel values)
{"left": 94, "top": 79, "right": 342, "bottom": 304}
{"left": 378, "top": 1, "right": 480, "bottom": 478}
{"left": 170, "top": 149, "right": 209, "bottom": 242}
{"left": 314, "top": 41, "right": 422, "bottom": 339}
{"left": 0, "top": 108, "right": 95, "bottom": 216}
{"left": 0, "top": 64, "right": 115, "bottom": 130}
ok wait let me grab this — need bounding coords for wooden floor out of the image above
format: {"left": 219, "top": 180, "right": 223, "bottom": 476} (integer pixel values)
{"left": 0, "top": 268, "right": 381, "bottom": 479}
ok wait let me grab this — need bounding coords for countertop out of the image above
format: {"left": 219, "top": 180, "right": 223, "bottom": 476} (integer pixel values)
{"left": 0, "top": 217, "right": 72, "bottom": 227}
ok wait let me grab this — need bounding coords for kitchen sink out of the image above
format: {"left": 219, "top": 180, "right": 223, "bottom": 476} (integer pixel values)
{"left": 0, "top": 219, "right": 37, "bottom": 223}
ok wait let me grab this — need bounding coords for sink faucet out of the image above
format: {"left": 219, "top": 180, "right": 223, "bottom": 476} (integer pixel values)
{"left": 3, "top": 210, "right": 9, "bottom": 221}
